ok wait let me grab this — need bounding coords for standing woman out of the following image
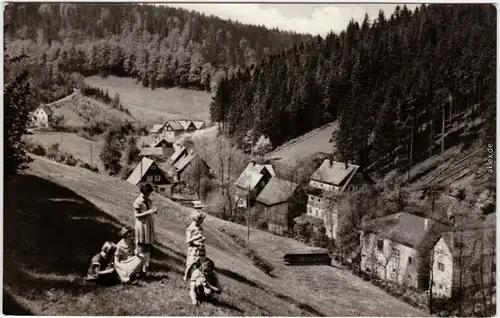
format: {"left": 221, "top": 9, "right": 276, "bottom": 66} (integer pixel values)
{"left": 133, "top": 183, "right": 157, "bottom": 275}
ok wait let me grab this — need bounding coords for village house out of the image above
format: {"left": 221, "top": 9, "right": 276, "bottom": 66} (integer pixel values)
{"left": 149, "top": 120, "right": 205, "bottom": 142}
{"left": 31, "top": 105, "right": 53, "bottom": 128}
{"left": 126, "top": 157, "right": 174, "bottom": 197}
{"left": 360, "top": 212, "right": 452, "bottom": 289}
{"left": 234, "top": 161, "right": 276, "bottom": 208}
{"left": 254, "top": 177, "right": 302, "bottom": 235}
{"left": 300, "top": 159, "right": 372, "bottom": 240}
{"left": 431, "top": 227, "right": 496, "bottom": 299}
{"left": 165, "top": 144, "right": 209, "bottom": 182}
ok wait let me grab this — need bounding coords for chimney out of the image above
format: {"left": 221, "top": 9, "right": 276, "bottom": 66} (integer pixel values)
{"left": 344, "top": 161, "right": 348, "bottom": 169}
{"left": 424, "top": 218, "right": 429, "bottom": 231}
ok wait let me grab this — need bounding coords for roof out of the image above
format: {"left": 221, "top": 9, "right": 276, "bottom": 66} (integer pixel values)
{"left": 440, "top": 227, "right": 495, "bottom": 258}
{"left": 192, "top": 121, "right": 205, "bottom": 129}
{"left": 294, "top": 214, "right": 324, "bottom": 227}
{"left": 166, "top": 120, "right": 184, "bottom": 131}
{"left": 234, "top": 169, "right": 264, "bottom": 190}
{"left": 256, "top": 177, "right": 298, "bottom": 206}
{"left": 177, "top": 120, "right": 192, "bottom": 130}
{"left": 149, "top": 124, "right": 164, "bottom": 133}
{"left": 126, "top": 157, "right": 155, "bottom": 185}
{"left": 139, "top": 147, "right": 165, "bottom": 157}
{"left": 245, "top": 162, "right": 276, "bottom": 177}
{"left": 169, "top": 146, "right": 187, "bottom": 164}
{"left": 174, "top": 151, "right": 197, "bottom": 173}
{"left": 38, "top": 105, "right": 53, "bottom": 116}
{"left": 310, "top": 159, "right": 359, "bottom": 187}
{"left": 153, "top": 138, "right": 174, "bottom": 148}
{"left": 363, "top": 212, "right": 453, "bottom": 252}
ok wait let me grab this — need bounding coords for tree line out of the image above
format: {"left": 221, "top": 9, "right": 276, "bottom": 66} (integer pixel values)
{"left": 4, "top": 3, "right": 311, "bottom": 91}
{"left": 210, "top": 4, "right": 496, "bottom": 177}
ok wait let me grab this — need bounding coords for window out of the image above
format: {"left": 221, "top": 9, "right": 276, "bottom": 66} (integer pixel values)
{"left": 151, "top": 165, "right": 156, "bottom": 170}
{"left": 146, "top": 176, "right": 153, "bottom": 182}
{"left": 377, "top": 239, "right": 384, "bottom": 251}
{"left": 392, "top": 248, "right": 400, "bottom": 260}
{"left": 408, "top": 257, "right": 413, "bottom": 265}
{"left": 154, "top": 175, "right": 161, "bottom": 181}
{"left": 438, "top": 262, "right": 445, "bottom": 272}
{"left": 159, "top": 187, "right": 165, "bottom": 192}
{"left": 356, "top": 173, "right": 362, "bottom": 178}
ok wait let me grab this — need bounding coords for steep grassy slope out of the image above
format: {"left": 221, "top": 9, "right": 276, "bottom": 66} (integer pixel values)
{"left": 46, "top": 91, "right": 134, "bottom": 128}
{"left": 266, "top": 121, "right": 338, "bottom": 167}
{"left": 4, "top": 156, "right": 426, "bottom": 316}
{"left": 85, "top": 76, "right": 211, "bottom": 124}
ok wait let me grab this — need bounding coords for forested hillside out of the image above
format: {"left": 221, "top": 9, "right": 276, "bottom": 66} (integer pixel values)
{"left": 4, "top": 3, "right": 312, "bottom": 92}
{"left": 210, "top": 4, "right": 496, "bottom": 176}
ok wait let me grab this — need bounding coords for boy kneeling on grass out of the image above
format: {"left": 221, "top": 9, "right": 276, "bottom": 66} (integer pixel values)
{"left": 86, "top": 241, "right": 118, "bottom": 285}
{"left": 189, "top": 257, "right": 222, "bottom": 306}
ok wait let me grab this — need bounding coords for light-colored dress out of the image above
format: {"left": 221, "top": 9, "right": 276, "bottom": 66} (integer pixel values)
{"left": 184, "top": 222, "right": 206, "bottom": 280}
{"left": 133, "top": 194, "right": 155, "bottom": 245}
{"left": 114, "top": 239, "right": 143, "bottom": 281}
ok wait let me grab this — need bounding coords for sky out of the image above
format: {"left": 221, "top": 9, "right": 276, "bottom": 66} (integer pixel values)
{"left": 163, "top": 3, "right": 420, "bottom": 37}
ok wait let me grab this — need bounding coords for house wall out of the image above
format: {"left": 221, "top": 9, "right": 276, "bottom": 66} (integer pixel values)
{"left": 432, "top": 237, "right": 454, "bottom": 298}
{"left": 256, "top": 202, "right": 289, "bottom": 235}
{"left": 141, "top": 163, "right": 171, "bottom": 186}
{"left": 309, "top": 180, "right": 339, "bottom": 192}
{"left": 32, "top": 109, "right": 49, "bottom": 128}
{"left": 361, "top": 233, "right": 421, "bottom": 289}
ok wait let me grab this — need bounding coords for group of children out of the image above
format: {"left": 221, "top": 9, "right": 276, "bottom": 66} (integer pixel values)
{"left": 86, "top": 210, "right": 221, "bottom": 306}
{"left": 86, "top": 227, "right": 145, "bottom": 285}
{"left": 184, "top": 210, "right": 222, "bottom": 306}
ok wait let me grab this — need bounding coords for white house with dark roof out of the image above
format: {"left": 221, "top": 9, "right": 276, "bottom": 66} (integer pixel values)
{"left": 304, "top": 159, "right": 370, "bottom": 239}
{"left": 31, "top": 105, "right": 53, "bottom": 128}
{"left": 255, "top": 177, "right": 300, "bottom": 235}
{"left": 431, "top": 227, "right": 496, "bottom": 299}
{"left": 360, "top": 212, "right": 452, "bottom": 289}
{"left": 149, "top": 120, "right": 205, "bottom": 142}
{"left": 127, "top": 157, "right": 173, "bottom": 197}
{"left": 234, "top": 161, "right": 276, "bottom": 208}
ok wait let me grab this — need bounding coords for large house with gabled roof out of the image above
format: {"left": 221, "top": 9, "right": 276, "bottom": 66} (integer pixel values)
{"left": 234, "top": 161, "right": 276, "bottom": 208}
{"left": 126, "top": 157, "right": 174, "bottom": 197}
{"left": 431, "top": 226, "right": 496, "bottom": 299}
{"left": 255, "top": 177, "right": 303, "bottom": 235}
{"left": 360, "top": 212, "right": 452, "bottom": 289}
{"left": 300, "top": 158, "right": 372, "bottom": 240}
{"left": 31, "top": 105, "right": 53, "bottom": 128}
{"left": 149, "top": 120, "right": 206, "bottom": 142}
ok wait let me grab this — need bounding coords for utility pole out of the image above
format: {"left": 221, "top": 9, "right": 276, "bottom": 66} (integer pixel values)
{"left": 90, "top": 144, "right": 92, "bottom": 166}
{"left": 60, "top": 131, "right": 63, "bottom": 151}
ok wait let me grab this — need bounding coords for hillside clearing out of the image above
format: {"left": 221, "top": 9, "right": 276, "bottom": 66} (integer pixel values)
{"left": 46, "top": 91, "right": 134, "bottom": 128}
{"left": 85, "top": 76, "right": 211, "bottom": 124}
{"left": 4, "top": 156, "right": 426, "bottom": 316}
{"left": 267, "top": 121, "right": 338, "bottom": 167}
{"left": 29, "top": 132, "right": 104, "bottom": 172}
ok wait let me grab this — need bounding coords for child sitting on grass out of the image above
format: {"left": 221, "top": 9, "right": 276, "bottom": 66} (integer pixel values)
{"left": 189, "top": 257, "right": 222, "bottom": 306}
{"left": 86, "top": 241, "right": 118, "bottom": 285}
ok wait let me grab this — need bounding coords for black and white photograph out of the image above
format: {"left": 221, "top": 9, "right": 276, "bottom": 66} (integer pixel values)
{"left": 3, "top": 1, "right": 497, "bottom": 316}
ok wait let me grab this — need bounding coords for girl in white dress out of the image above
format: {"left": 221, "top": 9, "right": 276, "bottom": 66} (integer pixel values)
{"left": 114, "top": 227, "right": 143, "bottom": 283}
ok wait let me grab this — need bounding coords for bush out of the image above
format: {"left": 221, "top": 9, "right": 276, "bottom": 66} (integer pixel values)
{"left": 64, "top": 153, "right": 77, "bottom": 166}
{"left": 120, "top": 165, "right": 134, "bottom": 180}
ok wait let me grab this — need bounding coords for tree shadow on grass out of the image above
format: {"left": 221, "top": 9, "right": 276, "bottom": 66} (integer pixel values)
{"left": 3, "top": 289, "right": 33, "bottom": 316}
{"left": 3, "top": 174, "right": 179, "bottom": 313}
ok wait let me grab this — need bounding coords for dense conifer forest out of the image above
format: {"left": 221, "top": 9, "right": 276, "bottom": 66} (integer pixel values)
{"left": 4, "top": 3, "right": 496, "bottom": 177}
{"left": 4, "top": 3, "right": 311, "bottom": 92}
{"left": 210, "top": 4, "right": 496, "bottom": 175}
